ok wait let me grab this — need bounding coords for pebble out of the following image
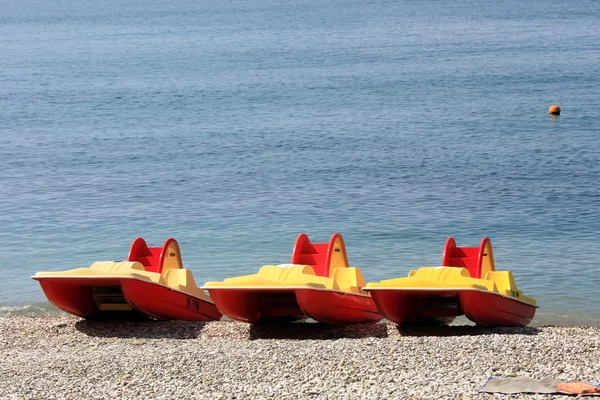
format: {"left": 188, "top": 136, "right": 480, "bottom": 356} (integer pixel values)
{"left": 0, "top": 317, "right": 599, "bottom": 399}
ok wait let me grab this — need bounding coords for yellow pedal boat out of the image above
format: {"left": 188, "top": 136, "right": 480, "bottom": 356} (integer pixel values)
{"left": 202, "top": 233, "right": 382, "bottom": 324}
{"left": 364, "top": 237, "right": 537, "bottom": 327}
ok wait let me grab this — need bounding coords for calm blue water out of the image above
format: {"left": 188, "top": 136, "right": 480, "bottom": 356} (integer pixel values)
{"left": 1, "top": 0, "right": 599, "bottom": 325}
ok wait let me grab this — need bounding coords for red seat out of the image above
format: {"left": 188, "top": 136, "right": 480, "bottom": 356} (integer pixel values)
{"left": 291, "top": 234, "right": 349, "bottom": 277}
{"left": 127, "top": 238, "right": 181, "bottom": 274}
{"left": 441, "top": 237, "right": 495, "bottom": 279}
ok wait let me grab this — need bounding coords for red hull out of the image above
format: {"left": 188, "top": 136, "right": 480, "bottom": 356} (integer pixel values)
{"left": 294, "top": 289, "right": 382, "bottom": 324}
{"left": 370, "top": 289, "right": 536, "bottom": 327}
{"left": 121, "top": 279, "right": 221, "bottom": 321}
{"left": 35, "top": 277, "right": 221, "bottom": 321}
{"left": 208, "top": 289, "right": 306, "bottom": 323}
{"left": 36, "top": 277, "right": 137, "bottom": 319}
{"left": 458, "top": 290, "right": 536, "bottom": 327}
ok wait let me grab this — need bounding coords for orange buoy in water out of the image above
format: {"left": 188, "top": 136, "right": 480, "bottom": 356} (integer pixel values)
{"left": 548, "top": 105, "right": 561, "bottom": 115}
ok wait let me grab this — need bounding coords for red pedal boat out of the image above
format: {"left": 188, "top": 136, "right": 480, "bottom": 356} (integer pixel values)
{"left": 203, "top": 233, "right": 382, "bottom": 324}
{"left": 33, "top": 238, "right": 221, "bottom": 321}
{"left": 364, "top": 237, "right": 537, "bottom": 327}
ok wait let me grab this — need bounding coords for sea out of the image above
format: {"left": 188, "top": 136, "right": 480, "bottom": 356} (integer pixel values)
{"left": 1, "top": 0, "right": 599, "bottom": 326}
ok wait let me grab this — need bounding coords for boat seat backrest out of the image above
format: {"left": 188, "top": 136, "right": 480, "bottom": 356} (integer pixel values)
{"left": 441, "top": 237, "right": 495, "bottom": 279}
{"left": 127, "top": 237, "right": 184, "bottom": 274}
{"left": 291, "top": 233, "right": 350, "bottom": 278}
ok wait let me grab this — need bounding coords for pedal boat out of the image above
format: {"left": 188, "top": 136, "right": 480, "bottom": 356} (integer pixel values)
{"left": 364, "top": 237, "right": 537, "bottom": 327}
{"left": 32, "top": 238, "right": 221, "bottom": 321}
{"left": 202, "top": 233, "right": 382, "bottom": 324}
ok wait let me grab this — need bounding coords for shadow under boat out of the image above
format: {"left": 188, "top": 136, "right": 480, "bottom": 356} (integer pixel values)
{"left": 395, "top": 323, "right": 540, "bottom": 337}
{"left": 75, "top": 319, "right": 208, "bottom": 339}
{"left": 248, "top": 321, "right": 389, "bottom": 340}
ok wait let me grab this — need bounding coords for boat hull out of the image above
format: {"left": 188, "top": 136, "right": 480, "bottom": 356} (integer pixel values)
{"left": 120, "top": 279, "right": 221, "bottom": 321}
{"left": 207, "top": 288, "right": 306, "bottom": 323}
{"left": 369, "top": 289, "right": 536, "bottom": 327}
{"left": 36, "top": 277, "right": 144, "bottom": 319}
{"left": 35, "top": 277, "right": 221, "bottom": 321}
{"left": 294, "top": 288, "right": 382, "bottom": 324}
{"left": 459, "top": 290, "right": 536, "bottom": 327}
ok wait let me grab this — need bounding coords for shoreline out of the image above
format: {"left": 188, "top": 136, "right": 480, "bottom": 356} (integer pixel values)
{"left": 1, "top": 317, "right": 599, "bottom": 399}
{"left": 3, "top": 303, "right": 600, "bottom": 328}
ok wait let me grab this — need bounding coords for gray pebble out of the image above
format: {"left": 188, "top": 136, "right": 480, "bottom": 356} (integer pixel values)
{"left": 0, "top": 317, "right": 599, "bottom": 399}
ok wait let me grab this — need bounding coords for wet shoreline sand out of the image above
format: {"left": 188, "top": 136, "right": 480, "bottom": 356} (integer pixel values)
{"left": 1, "top": 316, "right": 599, "bottom": 399}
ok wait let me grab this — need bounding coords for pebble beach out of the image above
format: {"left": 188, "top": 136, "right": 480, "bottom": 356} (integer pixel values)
{"left": 1, "top": 317, "right": 599, "bottom": 400}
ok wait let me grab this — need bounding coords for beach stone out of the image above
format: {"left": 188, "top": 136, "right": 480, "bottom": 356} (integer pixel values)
{"left": 1, "top": 317, "right": 599, "bottom": 399}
